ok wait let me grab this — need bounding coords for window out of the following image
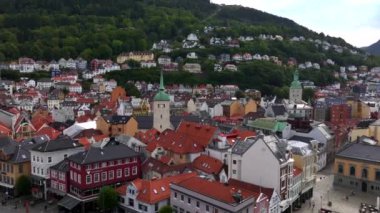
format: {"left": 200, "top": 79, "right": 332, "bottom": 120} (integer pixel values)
{"left": 233, "top": 170, "right": 236, "bottom": 174}
{"left": 94, "top": 163, "right": 99, "bottom": 169}
{"left": 109, "top": 161, "right": 114, "bottom": 166}
{"left": 37, "top": 156, "right": 39, "bottom": 162}
{"left": 233, "top": 160, "right": 237, "bottom": 164}
{"left": 86, "top": 164, "right": 91, "bottom": 170}
{"left": 376, "top": 171, "right": 380, "bottom": 181}
{"left": 206, "top": 205, "right": 210, "bottom": 212}
{"left": 59, "top": 172, "right": 65, "bottom": 181}
{"left": 187, "top": 197, "right": 191, "bottom": 204}
{"left": 138, "top": 204, "right": 148, "bottom": 211}
{"left": 70, "top": 171, "right": 73, "bottom": 180}
{"left": 338, "top": 164, "right": 344, "bottom": 174}
{"left": 109, "top": 170, "right": 114, "bottom": 180}
{"left": 125, "top": 168, "right": 130, "bottom": 177}
{"left": 101, "top": 172, "right": 107, "bottom": 181}
{"left": 78, "top": 174, "right": 81, "bottom": 184}
{"left": 196, "top": 201, "right": 200, "bottom": 208}
{"left": 94, "top": 173, "right": 100, "bottom": 183}
{"left": 64, "top": 154, "right": 67, "bottom": 158}
{"left": 117, "top": 169, "right": 122, "bottom": 178}
{"left": 350, "top": 166, "right": 356, "bottom": 176}
{"left": 86, "top": 175, "right": 92, "bottom": 184}
{"left": 181, "top": 195, "right": 184, "bottom": 201}
{"left": 117, "top": 160, "right": 122, "bottom": 165}
{"left": 362, "top": 168, "right": 368, "bottom": 178}
{"left": 132, "top": 166, "right": 137, "bottom": 175}
{"left": 51, "top": 170, "right": 57, "bottom": 178}
{"left": 33, "top": 156, "right": 35, "bottom": 162}
{"left": 41, "top": 169, "right": 44, "bottom": 175}
{"left": 128, "top": 198, "right": 134, "bottom": 207}
{"left": 48, "top": 157, "right": 52, "bottom": 163}
{"left": 102, "top": 162, "right": 107, "bottom": 168}
{"left": 174, "top": 192, "right": 177, "bottom": 198}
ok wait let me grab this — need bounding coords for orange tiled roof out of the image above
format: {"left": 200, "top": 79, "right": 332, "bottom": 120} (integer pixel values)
{"left": 156, "top": 130, "right": 204, "bottom": 154}
{"left": 35, "top": 126, "right": 61, "bottom": 140}
{"left": 176, "top": 121, "right": 218, "bottom": 147}
{"left": 191, "top": 155, "right": 223, "bottom": 175}
{"left": 134, "top": 172, "right": 197, "bottom": 204}
{"left": 176, "top": 177, "right": 254, "bottom": 204}
{"left": 293, "top": 167, "right": 302, "bottom": 176}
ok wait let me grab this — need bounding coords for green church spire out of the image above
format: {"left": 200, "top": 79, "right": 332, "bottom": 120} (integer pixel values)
{"left": 154, "top": 71, "right": 170, "bottom": 101}
{"left": 290, "top": 70, "right": 302, "bottom": 89}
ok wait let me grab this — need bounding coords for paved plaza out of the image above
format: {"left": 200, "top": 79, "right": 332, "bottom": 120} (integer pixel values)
{"left": 299, "top": 166, "right": 379, "bottom": 213}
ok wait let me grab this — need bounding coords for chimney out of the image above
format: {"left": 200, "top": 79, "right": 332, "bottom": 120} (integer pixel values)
{"left": 232, "top": 190, "right": 243, "bottom": 203}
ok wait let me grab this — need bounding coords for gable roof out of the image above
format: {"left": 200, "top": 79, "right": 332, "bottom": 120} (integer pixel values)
{"left": 133, "top": 172, "right": 197, "bottom": 204}
{"left": 176, "top": 121, "right": 218, "bottom": 147}
{"left": 191, "top": 155, "right": 223, "bottom": 175}
{"left": 103, "top": 115, "right": 133, "bottom": 124}
{"left": 67, "top": 143, "right": 139, "bottom": 165}
{"left": 156, "top": 130, "right": 204, "bottom": 154}
{"left": 174, "top": 177, "right": 254, "bottom": 205}
{"left": 247, "top": 118, "right": 287, "bottom": 132}
{"left": 31, "top": 136, "right": 82, "bottom": 152}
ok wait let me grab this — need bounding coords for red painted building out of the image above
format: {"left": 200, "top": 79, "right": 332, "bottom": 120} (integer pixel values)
{"left": 49, "top": 160, "right": 69, "bottom": 197}
{"left": 330, "top": 104, "right": 351, "bottom": 125}
{"left": 58, "top": 142, "right": 141, "bottom": 212}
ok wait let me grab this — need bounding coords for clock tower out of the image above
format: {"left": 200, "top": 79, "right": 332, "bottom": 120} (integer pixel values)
{"left": 153, "top": 71, "right": 171, "bottom": 132}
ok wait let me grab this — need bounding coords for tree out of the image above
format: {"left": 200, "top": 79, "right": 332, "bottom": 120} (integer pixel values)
{"left": 15, "top": 175, "right": 31, "bottom": 196}
{"left": 303, "top": 88, "right": 315, "bottom": 102}
{"left": 98, "top": 186, "right": 118, "bottom": 212}
{"left": 158, "top": 205, "right": 173, "bottom": 213}
{"left": 124, "top": 82, "right": 141, "bottom": 97}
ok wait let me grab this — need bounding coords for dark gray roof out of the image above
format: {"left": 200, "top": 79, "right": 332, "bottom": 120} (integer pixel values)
{"left": 31, "top": 136, "right": 82, "bottom": 152}
{"left": 67, "top": 143, "right": 139, "bottom": 165}
{"left": 231, "top": 137, "right": 259, "bottom": 155}
{"left": 135, "top": 115, "right": 202, "bottom": 130}
{"left": 337, "top": 143, "right": 380, "bottom": 163}
{"left": 50, "top": 160, "right": 69, "bottom": 172}
{"left": 104, "top": 115, "right": 132, "bottom": 124}
{"left": 271, "top": 105, "right": 287, "bottom": 116}
{"left": 356, "top": 119, "right": 376, "bottom": 128}
{"left": 0, "top": 136, "right": 16, "bottom": 155}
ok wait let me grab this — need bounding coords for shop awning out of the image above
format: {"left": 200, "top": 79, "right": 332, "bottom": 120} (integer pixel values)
{"left": 58, "top": 195, "right": 81, "bottom": 210}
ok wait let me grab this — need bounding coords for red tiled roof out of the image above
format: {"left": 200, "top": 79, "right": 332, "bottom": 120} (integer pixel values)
{"left": 134, "top": 172, "right": 197, "bottom": 204}
{"left": 35, "top": 126, "right": 61, "bottom": 140}
{"left": 0, "top": 123, "right": 11, "bottom": 135}
{"left": 191, "top": 155, "right": 223, "bottom": 175}
{"left": 116, "top": 185, "right": 127, "bottom": 196}
{"left": 146, "top": 140, "right": 158, "bottom": 153}
{"left": 159, "top": 155, "right": 172, "bottom": 165}
{"left": 176, "top": 121, "right": 218, "bottom": 147}
{"left": 176, "top": 177, "right": 254, "bottom": 204}
{"left": 92, "top": 134, "right": 108, "bottom": 142}
{"left": 228, "top": 178, "right": 273, "bottom": 199}
{"left": 156, "top": 130, "right": 204, "bottom": 154}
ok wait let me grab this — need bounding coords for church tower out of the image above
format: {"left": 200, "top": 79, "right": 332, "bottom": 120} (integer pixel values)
{"left": 289, "top": 70, "right": 303, "bottom": 102}
{"left": 153, "top": 71, "right": 171, "bottom": 132}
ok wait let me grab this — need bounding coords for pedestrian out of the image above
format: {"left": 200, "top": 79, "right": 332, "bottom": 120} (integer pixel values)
{"left": 312, "top": 202, "right": 315, "bottom": 209}
{"left": 44, "top": 204, "right": 48, "bottom": 211}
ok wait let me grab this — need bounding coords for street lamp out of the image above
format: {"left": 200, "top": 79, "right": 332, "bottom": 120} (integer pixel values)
{"left": 320, "top": 195, "right": 323, "bottom": 210}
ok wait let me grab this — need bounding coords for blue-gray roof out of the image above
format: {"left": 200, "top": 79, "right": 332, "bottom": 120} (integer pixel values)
{"left": 337, "top": 143, "right": 380, "bottom": 163}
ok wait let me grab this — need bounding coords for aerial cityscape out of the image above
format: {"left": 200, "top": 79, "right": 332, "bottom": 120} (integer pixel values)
{"left": 0, "top": 0, "right": 380, "bottom": 213}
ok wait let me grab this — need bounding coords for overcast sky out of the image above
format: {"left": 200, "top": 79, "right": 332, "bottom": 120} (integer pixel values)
{"left": 211, "top": 0, "right": 380, "bottom": 47}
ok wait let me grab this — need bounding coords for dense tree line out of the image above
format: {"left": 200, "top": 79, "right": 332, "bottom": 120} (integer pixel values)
{"left": 105, "top": 61, "right": 336, "bottom": 98}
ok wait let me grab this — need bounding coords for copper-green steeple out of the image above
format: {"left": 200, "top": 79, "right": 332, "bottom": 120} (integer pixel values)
{"left": 290, "top": 70, "right": 302, "bottom": 89}
{"left": 154, "top": 71, "right": 170, "bottom": 101}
